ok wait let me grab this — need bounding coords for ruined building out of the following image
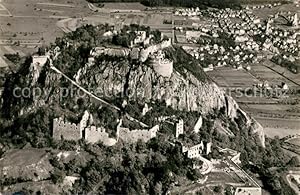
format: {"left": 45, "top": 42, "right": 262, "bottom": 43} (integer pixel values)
{"left": 30, "top": 55, "right": 49, "bottom": 86}
{"left": 53, "top": 117, "right": 81, "bottom": 141}
{"left": 175, "top": 119, "right": 184, "bottom": 138}
{"left": 53, "top": 110, "right": 90, "bottom": 141}
{"left": 53, "top": 112, "right": 159, "bottom": 146}
{"left": 84, "top": 126, "right": 117, "bottom": 146}
{"left": 151, "top": 50, "right": 174, "bottom": 78}
{"left": 187, "top": 144, "right": 204, "bottom": 159}
{"left": 117, "top": 120, "right": 159, "bottom": 143}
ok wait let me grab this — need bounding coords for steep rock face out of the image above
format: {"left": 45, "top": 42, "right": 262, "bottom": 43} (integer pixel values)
{"left": 4, "top": 49, "right": 265, "bottom": 147}
{"left": 76, "top": 60, "right": 265, "bottom": 147}
{"left": 79, "top": 62, "right": 225, "bottom": 114}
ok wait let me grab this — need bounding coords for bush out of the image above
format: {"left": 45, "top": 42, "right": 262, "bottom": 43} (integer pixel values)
{"left": 4, "top": 53, "right": 21, "bottom": 64}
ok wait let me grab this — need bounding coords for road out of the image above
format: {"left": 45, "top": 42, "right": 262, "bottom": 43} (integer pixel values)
{"left": 263, "top": 64, "right": 300, "bottom": 87}
{"left": 286, "top": 173, "right": 300, "bottom": 195}
{"left": 198, "top": 156, "right": 213, "bottom": 175}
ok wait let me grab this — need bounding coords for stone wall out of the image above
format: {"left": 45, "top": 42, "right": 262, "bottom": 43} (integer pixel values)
{"left": 152, "top": 58, "right": 173, "bottom": 78}
{"left": 91, "top": 47, "right": 130, "bottom": 57}
{"left": 53, "top": 117, "right": 81, "bottom": 141}
{"left": 53, "top": 114, "right": 159, "bottom": 146}
{"left": 117, "top": 124, "right": 159, "bottom": 143}
{"left": 84, "top": 126, "right": 117, "bottom": 146}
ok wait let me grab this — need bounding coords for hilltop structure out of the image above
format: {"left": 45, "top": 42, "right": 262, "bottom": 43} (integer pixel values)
{"left": 182, "top": 141, "right": 212, "bottom": 159}
{"left": 53, "top": 117, "right": 81, "bottom": 141}
{"left": 151, "top": 50, "right": 174, "bottom": 78}
{"left": 84, "top": 126, "right": 117, "bottom": 146}
{"left": 30, "top": 55, "right": 49, "bottom": 86}
{"left": 292, "top": 13, "right": 298, "bottom": 27}
{"left": 53, "top": 111, "right": 159, "bottom": 146}
{"left": 117, "top": 120, "right": 159, "bottom": 143}
{"left": 175, "top": 119, "right": 184, "bottom": 138}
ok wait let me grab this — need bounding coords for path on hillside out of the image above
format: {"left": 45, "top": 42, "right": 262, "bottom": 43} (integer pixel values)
{"left": 199, "top": 156, "right": 213, "bottom": 175}
{"left": 0, "top": 0, "right": 12, "bottom": 17}
{"left": 50, "top": 65, "right": 121, "bottom": 111}
{"left": 286, "top": 174, "right": 300, "bottom": 194}
{"left": 50, "top": 65, "right": 149, "bottom": 128}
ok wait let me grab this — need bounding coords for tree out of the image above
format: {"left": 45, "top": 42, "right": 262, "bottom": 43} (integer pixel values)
{"left": 225, "top": 186, "right": 233, "bottom": 195}
{"left": 213, "top": 185, "right": 222, "bottom": 193}
{"left": 287, "top": 156, "right": 300, "bottom": 167}
{"left": 4, "top": 53, "right": 21, "bottom": 64}
{"left": 136, "top": 139, "right": 146, "bottom": 153}
{"left": 240, "top": 150, "right": 249, "bottom": 168}
{"left": 51, "top": 169, "right": 66, "bottom": 184}
{"left": 186, "top": 168, "right": 202, "bottom": 181}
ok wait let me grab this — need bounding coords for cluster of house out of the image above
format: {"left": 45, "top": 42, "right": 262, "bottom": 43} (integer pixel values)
{"left": 174, "top": 7, "right": 202, "bottom": 16}
{"left": 264, "top": 14, "right": 299, "bottom": 55}
{"left": 185, "top": 41, "right": 258, "bottom": 69}
{"left": 178, "top": 7, "right": 300, "bottom": 69}
{"left": 181, "top": 9, "right": 263, "bottom": 66}
{"left": 256, "top": 80, "right": 289, "bottom": 91}
{"left": 246, "top": 2, "right": 282, "bottom": 10}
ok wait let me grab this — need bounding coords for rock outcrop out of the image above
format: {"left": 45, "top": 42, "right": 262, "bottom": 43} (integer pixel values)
{"left": 3, "top": 45, "right": 265, "bottom": 147}
{"left": 74, "top": 55, "right": 265, "bottom": 147}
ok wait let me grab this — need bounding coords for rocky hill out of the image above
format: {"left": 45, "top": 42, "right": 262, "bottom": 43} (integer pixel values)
{"left": 0, "top": 25, "right": 265, "bottom": 149}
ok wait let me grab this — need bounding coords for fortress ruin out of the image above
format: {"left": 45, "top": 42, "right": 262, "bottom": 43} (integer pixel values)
{"left": 53, "top": 111, "right": 159, "bottom": 146}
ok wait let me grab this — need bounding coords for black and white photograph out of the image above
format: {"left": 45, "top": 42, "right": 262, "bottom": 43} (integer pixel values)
{"left": 0, "top": 0, "right": 299, "bottom": 194}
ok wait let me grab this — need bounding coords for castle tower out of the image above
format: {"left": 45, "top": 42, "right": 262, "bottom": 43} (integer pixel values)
{"left": 193, "top": 116, "right": 203, "bottom": 133}
{"left": 292, "top": 13, "right": 298, "bottom": 27}
{"left": 175, "top": 119, "right": 184, "bottom": 138}
{"left": 266, "top": 19, "right": 272, "bottom": 35}
{"left": 206, "top": 142, "right": 212, "bottom": 155}
{"left": 79, "top": 110, "right": 90, "bottom": 138}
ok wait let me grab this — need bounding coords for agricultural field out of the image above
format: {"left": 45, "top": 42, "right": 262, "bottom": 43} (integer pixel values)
{"left": 287, "top": 137, "right": 300, "bottom": 146}
{"left": 208, "top": 66, "right": 259, "bottom": 89}
{"left": 0, "top": 0, "right": 92, "bottom": 44}
{"left": 2, "top": 0, "right": 91, "bottom": 17}
{"left": 258, "top": 118, "right": 300, "bottom": 138}
{"left": 208, "top": 63, "right": 300, "bottom": 139}
{"left": 251, "top": 3, "right": 300, "bottom": 20}
{"left": 102, "top": 2, "right": 146, "bottom": 11}
{"left": 250, "top": 60, "right": 300, "bottom": 88}
{"left": 75, "top": 11, "right": 173, "bottom": 36}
